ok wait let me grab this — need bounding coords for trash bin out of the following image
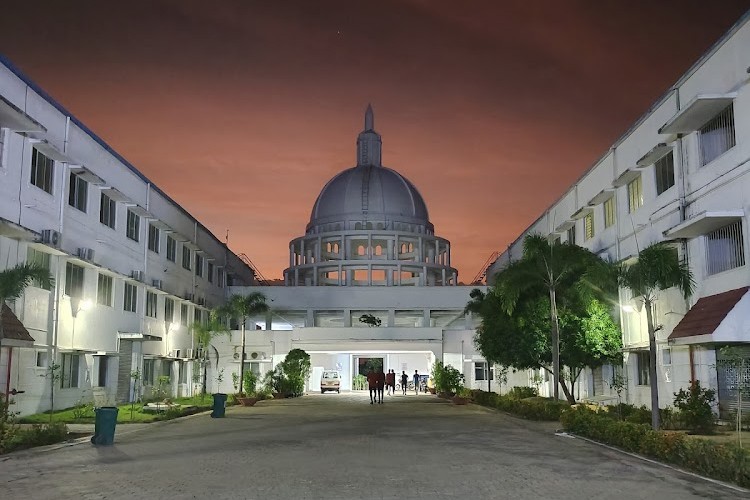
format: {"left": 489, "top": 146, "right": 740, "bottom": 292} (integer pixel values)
{"left": 91, "top": 406, "right": 119, "bottom": 445}
{"left": 211, "top": 393, "right": 227, "bottom": 418}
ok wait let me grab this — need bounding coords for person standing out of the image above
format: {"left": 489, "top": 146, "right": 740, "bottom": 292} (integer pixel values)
{"left": 413, "top": 369, "right": 420, "bottom": 395}
{"left": 366, "top": 368, "right": 378, "bottom": 405}
{"left": 400, "top": 371, "right": 408, "bottom": 395}
{"left": 376, "top": 368, "right": 386, "bottom": 404}
{"left": 387, "top": 369, "right": 395, "bottom": 395}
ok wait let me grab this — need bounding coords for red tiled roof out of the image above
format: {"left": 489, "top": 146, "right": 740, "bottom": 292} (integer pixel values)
{"left": 1, "top": 303, "right": 35, "bottom": 343}
{"left": 668, "top": 286, "right": 749, "bottom": 340}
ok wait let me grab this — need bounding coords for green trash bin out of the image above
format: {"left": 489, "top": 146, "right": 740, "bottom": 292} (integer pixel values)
{"left": 91, "top": 406, "right": 119, "bottom": 445}
{"left": 211, "top": 393, "right": 227, "bottom": 418}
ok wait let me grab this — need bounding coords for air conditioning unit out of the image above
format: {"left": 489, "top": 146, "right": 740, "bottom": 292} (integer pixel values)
{"left": 41, "top": 229, "right": 61, "bottom": 248}
{"left": 169, "top": 349, "right": 181, "bottom": 359}
{"left": 233, "top": 352, "right": 248, "bottom": 360}
{"left": 184, "top": 348, "right": 194, "bottom": 359}
{"left": 152, "top": 279, "right": 163, "bottom": 289}
{"left": 130, "top": 270, "right": 144, "bottom": 282}
{"left": 249, "top": 351, "right": 266, "bottom": 360}
{"left": 77, "top": 247, "right": 95, "bottom": 261}
{"left": 185, "top": 293, "right": 194, "bottom": 302}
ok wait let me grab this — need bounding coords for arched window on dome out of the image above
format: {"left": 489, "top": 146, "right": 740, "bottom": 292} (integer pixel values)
{"left": 357, "top": 245, "right": 365, "bottom": 256}
{"left": 375, "top": 245, "right": 382, "bottom": 256}
{"left": 333, "top": 243, "right": 339, "bottom": 254}
{"left": 400, "top": 243, "right": 407, "bottom": 254}
{"left": 366, "top": 222, "right": 373, "bottom": 230}
{"left": 326, "top": 242, "right": 332, "bottom": 253}
{"left": 355, "top": 222, "right": 362, "bottom": 230}
{"left": 408, "top": 243, "right": 414, "bottom": 252}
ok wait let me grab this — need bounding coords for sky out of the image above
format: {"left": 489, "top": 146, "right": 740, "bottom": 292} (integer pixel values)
{"left": 1, "top": 1, "right": 747, "bottom": 282}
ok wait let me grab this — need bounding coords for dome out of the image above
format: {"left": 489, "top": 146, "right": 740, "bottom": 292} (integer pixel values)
{"left": 308, "top": 165, "right": 430, "bottom": 227}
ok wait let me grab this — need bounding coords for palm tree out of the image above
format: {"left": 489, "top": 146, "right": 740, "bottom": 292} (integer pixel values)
{"left": 216, "top": 292, "right": 269, "bottom": 395}
{"left": 0, "top": 263, "right": 53, "bottom": 353}
{"left": 617, "top": 242, "right": 694, "bottom": 430}
{"left": 494, "top": 234, "right": 608, "bottom": 401}
{"left": 191, "top": 310, "right": 229, "bottom": 397}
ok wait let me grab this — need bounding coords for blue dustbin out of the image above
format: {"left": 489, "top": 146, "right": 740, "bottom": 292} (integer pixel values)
{"left": 91, "top": 406, "right": 119, "bottom": 445}
{"left": 211, "top": 393, "right": 227, "bottom": 418}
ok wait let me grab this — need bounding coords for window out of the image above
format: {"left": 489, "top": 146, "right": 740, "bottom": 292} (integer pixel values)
{"left": 124, "top": 282, "right": 137, "bottom": 313}
{"left": 36, "top": 350, "right": 48, "bottom": 368}
{"left": 194, "top": 308, "right": 202, "bottom": 325}
{"left": 474, "top": 362, "right": 494, "bottom": 381}
{"left": 654, "top": 151, "right": 675, "bottom": 196}
{"left": 180, "top": 303, "right": 188, "bottom": 326}
{"left": 166, "top": 235, "right": 176, "bottom": 262}
{"left": 27, "top": 247, "right": 51, "bottom": 290}
{"left": 97, "top": 357, "right": 108, "bottom": 387}
{"left": 68, "top": 172, "right": 88, "bottom": 212}
{"left": 97, "top": 274, "right": 113, "bottom": 306}
{"left": 566, "top": 225, "right": 576, "bottom": 245}
{"left": 699, "top": 104, "right": 735, "bottom": 166}
{"left": 662, "top": 348, "right": 672, "bottom": 366}
{"left": 195, "top": 253, "right": 204, "bottom": 277}
{"left": 61, "top": 353, "right": 80, "bottom": 389}
{"left": 182, "top": 246, "right": 191, "bottom": 270}
{"left": 99, "top": 193, "right": 116, "bottom": 228}
{"left": 148, "top": 224, "right": 160, "bottom": 253}
{"left": 126, "top": 209, "right": 140, "bottom": 242}
{"left": 636, "top": 351, "right": 650, "bottom": 386}
{"left": 165, "top": 297, "right": 175, "bottom": 323}
{"left": 583, "top": 212, "right": 594, "bottom": 241}
{"left": 207, "top": 262, "right": 214, "bottom": 283}
{"left": 143, "top": 359, "right": 155, "bottom": 385}
{"left": 627, "top": 176, "right": 643, "bottom": 213}
{"left": 146, "top": 291, "right": 158, "bottom": 318}
{"left": 217, "top": 268, "right": 225, "bottom": 288}
{"left": 65, "top": 262, "right": 84, "bottom": 298}
{"left": 30, "top": 148, "right": 54, "bottom": 194}
{"left": 161, "top": 360, "right": 172, "bottom": 380}
{"left": 705, "top": 220, "right": 745, "bottom": 276}
{"left": 603, "top": 197, "right": 616, "bottom": 229}
{"left": 178, "top": 361, "right": 187, "bottom": 384}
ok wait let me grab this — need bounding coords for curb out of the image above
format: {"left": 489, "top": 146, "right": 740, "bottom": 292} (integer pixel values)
{"left": 557, "top": 431, "right": 750, "bottom": 495}
{"left": 1, "top": 409, "right": 214, "bottom": 460}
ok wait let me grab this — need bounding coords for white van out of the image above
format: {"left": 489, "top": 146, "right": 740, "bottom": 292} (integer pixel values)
{"left": 320, "top": 371, "right": 341, "bottom": 393}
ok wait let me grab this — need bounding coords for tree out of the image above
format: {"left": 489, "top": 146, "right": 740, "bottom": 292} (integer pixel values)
{"left": 0, "top": 263, "right": 53, "bottom": 354}
{"left": 216, "top": 292, "right": 269, "bottom": 398}
{"left": 191, "top": 310, "right": 229, "bottom": 397}
{"left": 490, "top": 234, "right": 612, "bottom": 400}
{"left": 617, "top": 242, "right": 694, "bottom": 430}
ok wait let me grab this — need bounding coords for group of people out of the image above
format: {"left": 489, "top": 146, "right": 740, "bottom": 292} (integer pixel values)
{"left": 366, "top": 368, "right": 422, "bottom": 404}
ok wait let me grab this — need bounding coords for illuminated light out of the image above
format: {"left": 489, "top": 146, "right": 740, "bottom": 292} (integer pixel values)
{"left": 79, "top": 299, "right": 93, "bottom": 311}
{"left": 169, "top": 322, "right": 180, "bottom": 332}
{"left": 622, "top": 304, "right": 635, "bottom": 313}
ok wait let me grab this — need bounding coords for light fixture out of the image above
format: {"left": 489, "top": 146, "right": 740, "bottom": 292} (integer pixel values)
{"left": 79, "top": 299, "right": 93, "bottom": 311}
{"left": 622, "top": 304, "right": 635, "bottom": 313}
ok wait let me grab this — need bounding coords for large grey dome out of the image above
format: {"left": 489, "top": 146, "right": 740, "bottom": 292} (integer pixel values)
{"left": 309, "top": 165, "right": 430, "bottom": 226}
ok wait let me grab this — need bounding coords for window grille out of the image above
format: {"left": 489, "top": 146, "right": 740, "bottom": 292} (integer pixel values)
{"left": 584, "top": 212, "right": 594, "bottom": 241}
{"left": 654, "top": 151, "right": 675, "bottom": 195}
{"left": 699, "top": 104, "right": 735, "bottom": 166}
{"left": 705, "top": 220, "right": 745, "bottom": 276}
{"left": 603, "top": 197, "right": 616, "bottom": 228}
{"left": 126, "top": 210, "right": 140, "bottom": 241}
{"left": 627, "top": 176, "right": 643, "bottom": 213}
{"left": 68, "top": 172, "right": 88, "bottom": 212}
{"left": 100, "top": 193, "right": 116, "bottom": 228}
{"left": 566, "top": 225, "right": 576, "bottom": 245}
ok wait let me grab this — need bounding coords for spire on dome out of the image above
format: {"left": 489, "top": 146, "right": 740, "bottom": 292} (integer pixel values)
{"left": 364, "top": 103, "right": 374, "bottom": 131}
{"left": 356, "top": 104, "right": 382, "bottom": 167}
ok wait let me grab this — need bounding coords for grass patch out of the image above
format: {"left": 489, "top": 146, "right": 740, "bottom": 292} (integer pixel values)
{"left": 19, "top": 395, "right": 215, "bottom": 425}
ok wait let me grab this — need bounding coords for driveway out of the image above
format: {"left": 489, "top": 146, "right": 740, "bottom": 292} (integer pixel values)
{"left": 1, "top": 392, "right": 745, "bottom": 499}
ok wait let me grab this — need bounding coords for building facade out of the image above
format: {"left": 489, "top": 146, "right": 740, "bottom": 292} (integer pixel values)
{"left": 486, "top": 12, "right": 750, "bottom": 415}
{"left": 213, "top": 108, "right": 489, "bottom": 395}
{"left": 0, "top": 55, "right": 255, "bottom": 416}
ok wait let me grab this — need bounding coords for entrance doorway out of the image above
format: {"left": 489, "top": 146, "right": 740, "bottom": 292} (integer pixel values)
{"left": 357, "top": 357, "right": 383, "bottom": 376}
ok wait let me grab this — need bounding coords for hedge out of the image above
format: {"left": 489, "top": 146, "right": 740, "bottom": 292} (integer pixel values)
{"left": 561, "top": 406, "right": 750, "bottom": 488}
{"left": 471, "top": 390, "right": 570, "bottom": 421}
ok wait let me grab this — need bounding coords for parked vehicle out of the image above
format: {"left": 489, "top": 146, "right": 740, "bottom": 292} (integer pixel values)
{"left": 321, "top": 370, "right": 341, "bottom": 393}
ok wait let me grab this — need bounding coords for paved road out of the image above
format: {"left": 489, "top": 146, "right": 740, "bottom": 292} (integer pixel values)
{"left": 1, "top": 392, "right": 745, "bottom": 499}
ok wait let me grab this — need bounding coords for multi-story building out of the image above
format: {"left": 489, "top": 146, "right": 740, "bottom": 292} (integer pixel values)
{"left": 0, "top": 54, "right": 255, "bottom": 416}
{"left": 486, "top": 11, "right": 750, "bottom": 415}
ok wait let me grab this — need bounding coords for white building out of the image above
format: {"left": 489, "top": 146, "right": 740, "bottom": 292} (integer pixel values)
{"left": 213, "top": 107, "right": 491, "bottom": 395}
{"left": 0, "top": 54, "right": 256, "bottom": 416}
{"left": 486, "top": 11, "right": 750, "bottom": 416}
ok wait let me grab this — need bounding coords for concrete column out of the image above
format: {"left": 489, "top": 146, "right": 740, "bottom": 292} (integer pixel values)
{"left": 422, "top": 266, "right": 427, "bottom": 285}
{"left": 306, "top": 309, "right": 314, "bottom": 327}
{"left": 423, "top": 309, "right": 431, "bottom": 328}
{"left": 387, "top": 239, "right": 393, "bottom": 260}
{"left": 289, "top": 244, "right": 295, "bottom": 268}
{"left": 387, "top": 268, "right": 393, "bottom": 286}
{"left": 395, "top": 235, "right": 399, "bottom": 260}
{"left": 265, "top": 311, "right": 272, "bottom": 331}
{"left": 397, "top": 264, "right": 402, "bottom": 285}
{"left": 435, "top": 239, "right": 439, "bottom": 263}
{"left": 294, "top": 268, "right": 299, "bottom": 286}
{"left": 338, "top": 263, "right": 343, "bottom": 285}
{"left": 446, "top": 243, "right": 451, "bottom": 266}
{"left": 300, "top": 239, "right": 306, "bottom": 265}
{"left": 316, "top": 236, "right": 322, "bottom": 262}
{"left": 367, "top": 233, "right": 372, "bottom": 259}
{"left": 313, "top": 265, "right": 318, "bottom": 286}
{"left": 343, "top": 309, "right": 352, "bottom": 327}
{"left": 388, "top": 309, "right": 395, "bottom": 327}
{"left": 368, "top": 264, "right": 372, "bottom": 285}
{"left": 441, "top": 268, "right": 446, "bottom": 286}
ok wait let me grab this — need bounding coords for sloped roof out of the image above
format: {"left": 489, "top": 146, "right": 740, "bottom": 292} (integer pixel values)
{"left": 668, "top": 287, "right": 749, "bottom": 340}
{"left": 1, "top": 303, "right": 35, "bottom": 343}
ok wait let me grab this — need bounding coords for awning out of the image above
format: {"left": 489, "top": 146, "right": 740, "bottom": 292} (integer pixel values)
{"left": 663, "top": 210, "right": 744, "bottom": 239}
{"left": 612, "top": 169, "right": 640, "bottom": 188}
{"left": 554, "top": 220, "right": 575, "bottom": 232}
{"left": 587, "top": 189, "right": 615, "bottom": 206}
{"left": 69, "top": 165, "right": 105, "bottom": 185}
{"left": 29, "top": 139, "right": 74, "bottom": 163}
{"left": 659, "top": 94, "right": 736, "bottom": 135}
{"left": 1, "top": 304, "right": 35, "bottom": 347}
{"left": 570, "top": 207, "right": 593, "bottom": 220}
{"left": 0, "top": 217, "right": 38, "bottom": 240}
{"left": 636, "top": 144, "right": 672, "bottom": 167}
{"left": 99, "top": 186, "right": 131, "bottom": 203}
{"left": 0, "top": 95, "right": 46, "bottom": 132}
{"left": 668, "top": 287, "right": 750, "bottom": 345}
{"left": 118, "top": 332, "right": 162, "bottom": 341}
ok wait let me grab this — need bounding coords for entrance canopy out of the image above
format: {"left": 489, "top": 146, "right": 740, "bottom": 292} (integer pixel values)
{"left": 668, "top": 287, "right": 750, "bottom": 345}
{"left": 1, "top": 304, "right": 35, "bottom": 347}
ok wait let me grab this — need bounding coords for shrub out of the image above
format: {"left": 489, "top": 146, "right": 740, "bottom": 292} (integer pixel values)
{"left": 432, "top": 362, "right": 464, "bottom": 395}
{"left": 561, "top": 406, "right": 749, "bottom": 487}
{"left": 508, "top": 386, "right": 538, "bottom": 400}
{"left": 471, "top": 390, "right": 569, "bottom": 421}
{"left": 673, "top": 381, "right": 716, "bottom": 434}
{"left": 242, "top": 370, "right": 258, "bottom": 396}
{"left": 2, "top": 422, "right": 68, "bottom": 454}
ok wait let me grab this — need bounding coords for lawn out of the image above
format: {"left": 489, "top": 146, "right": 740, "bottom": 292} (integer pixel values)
{"left": 18, "top": 394, "right": 216, "bottom": 425}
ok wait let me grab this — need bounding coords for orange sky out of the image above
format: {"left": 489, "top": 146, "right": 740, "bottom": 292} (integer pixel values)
{"left": 1, "top": 1, "right": 747, "bottom": 281}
